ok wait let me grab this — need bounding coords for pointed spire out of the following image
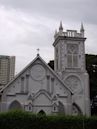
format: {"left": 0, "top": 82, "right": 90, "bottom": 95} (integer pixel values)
{"left": 80, "top": 22, "right": 84, "bottom": 32}
{"left": 59, "top": 21, "right": 63, "bottom": 31}
{"left": 80, "top": 22, "right": 85, "bottom": 37}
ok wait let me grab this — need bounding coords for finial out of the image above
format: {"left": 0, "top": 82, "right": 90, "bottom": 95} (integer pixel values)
{"left": 80, "top": 22, "right": 85, "bottom": 37}
{"left": 59, "top": 21, "right": 63, "bottom": 31}
{"left": 37, "top": 48, "right": 40, "bottom": 56}
{"left": 80, "top": 22, "right": 84, "bottom": 32}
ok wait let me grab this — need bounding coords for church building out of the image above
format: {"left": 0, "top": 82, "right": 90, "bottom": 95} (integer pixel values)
{"left": 0, "top": 22, "right": 90, "bottom": 116}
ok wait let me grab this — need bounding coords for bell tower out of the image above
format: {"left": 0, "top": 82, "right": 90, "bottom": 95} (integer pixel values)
{"left": 53, "top": 22, "right": 86, "bottom": 77}
{"left": 53, "top": 22, "right": 90, "bottom": 116}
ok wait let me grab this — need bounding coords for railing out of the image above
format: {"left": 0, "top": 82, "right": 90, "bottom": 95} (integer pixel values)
{"left": 55, "top": 30, "right": 83, "bottom": 39}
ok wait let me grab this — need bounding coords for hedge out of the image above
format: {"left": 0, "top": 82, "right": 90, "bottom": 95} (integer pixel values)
{"left": 0, "top": 110, "right": 97, "bottom": 129}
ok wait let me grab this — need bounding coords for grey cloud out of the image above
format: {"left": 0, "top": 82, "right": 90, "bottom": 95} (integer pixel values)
{"left": 0, "top": 0, "right": 97, "bottom": 25}
{"left": 0, "top": 0, "right": 97, "bottom": 73}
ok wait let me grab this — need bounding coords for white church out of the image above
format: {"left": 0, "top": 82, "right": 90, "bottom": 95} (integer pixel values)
{"left": 0, "top": 22, "right": 91, "bottom": 116}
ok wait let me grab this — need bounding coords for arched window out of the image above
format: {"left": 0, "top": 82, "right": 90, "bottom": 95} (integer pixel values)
{"left": 9, "top": 100, "right": 22, "bottom": 110}
{"left": 52, "top": 103, "right": 58, "bottom": 112}
{"left": 67, "top": 44, "right": 79, "bottom": 68}
{"left": 72, "top": 103, "right": 82, "bottom": 116}
{"left": 28, "top": 103, "right": 33, "bottom": 111}
{"left": 58, "top": 101, "right": 65, "bottom": 114}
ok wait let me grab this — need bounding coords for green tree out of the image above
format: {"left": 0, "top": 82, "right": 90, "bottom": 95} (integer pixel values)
{"left": 86, "top": 54, "right": 97, "bottom": 99}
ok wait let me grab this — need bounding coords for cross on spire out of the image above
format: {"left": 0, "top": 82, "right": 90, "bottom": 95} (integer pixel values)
{"left": 37, "top": 48, "right": 40, "bottom": 56}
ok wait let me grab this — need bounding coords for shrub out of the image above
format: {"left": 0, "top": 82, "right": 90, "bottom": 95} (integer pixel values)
{"left": 0, "top": 110, "right": 97, "bottom": 129}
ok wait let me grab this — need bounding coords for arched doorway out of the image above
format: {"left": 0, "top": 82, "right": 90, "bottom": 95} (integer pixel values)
{"left": 9, "top": 100, "right": 22, "bottom": 110}
{"left": 38, "top": 110, "right": 46, "bottom": 115}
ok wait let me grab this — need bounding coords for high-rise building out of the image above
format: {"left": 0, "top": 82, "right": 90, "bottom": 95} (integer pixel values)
{"left": 0, "top": 56, "right": 15, "bottom": 89}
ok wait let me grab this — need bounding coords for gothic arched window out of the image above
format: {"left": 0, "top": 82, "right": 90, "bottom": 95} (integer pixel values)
{"left": 67, "top": 44, "right": 79, "bottom": 68}
{"left": 28, "top": 103, "right": 33, "bottom": 111}
{"left": 9, "top": 100, "right": 22, "bottom": 110}
{"left": 58, "top": 101, "right": 65, "bottom": 114}
{"left": 72, "top": 103, "right": 82, "bottom": 116}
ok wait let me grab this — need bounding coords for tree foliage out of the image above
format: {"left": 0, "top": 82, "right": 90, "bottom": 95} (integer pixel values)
{"left": 0, "top": 110, "right": 97, "bottom": 129}
{"left": 86, "top": 54, "right": 97, "bottom": 99}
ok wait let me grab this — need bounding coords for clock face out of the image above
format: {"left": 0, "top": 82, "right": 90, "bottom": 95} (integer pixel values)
{"left": 31, "top": 64, "right": 45, "bottom": 81}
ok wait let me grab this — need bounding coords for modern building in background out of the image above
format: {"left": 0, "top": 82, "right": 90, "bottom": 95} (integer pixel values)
{"left": 0, "top": 56, "right": 15, "bottom": 89}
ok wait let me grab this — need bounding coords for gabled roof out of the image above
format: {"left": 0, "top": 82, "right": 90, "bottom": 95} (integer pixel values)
{"left": 0, "top": 54, "right": 73, "bottom": 94}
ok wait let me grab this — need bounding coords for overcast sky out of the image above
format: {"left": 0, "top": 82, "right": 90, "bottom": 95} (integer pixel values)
{"left": 0, "top": 0, "right": 97, "bottom": 74}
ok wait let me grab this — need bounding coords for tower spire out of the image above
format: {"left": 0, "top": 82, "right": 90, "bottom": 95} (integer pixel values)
{"left": 80, "top": 22, "right": 84, "bottom": 37}
{"left": 59, "top": 21, "right": 63, "bottom": 31}
{"left": 80, "top": 22, "right": 84, "bottom": 32}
